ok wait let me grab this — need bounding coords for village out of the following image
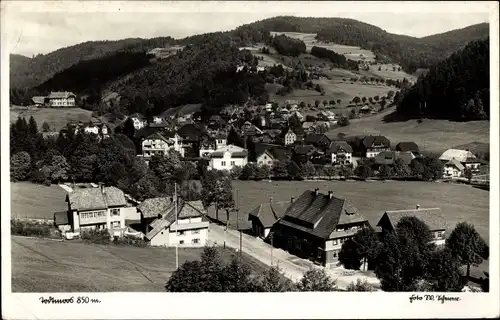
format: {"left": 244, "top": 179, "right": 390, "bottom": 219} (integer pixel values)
{"left": 10, "top": 89, "right": 490, "bottom": 292}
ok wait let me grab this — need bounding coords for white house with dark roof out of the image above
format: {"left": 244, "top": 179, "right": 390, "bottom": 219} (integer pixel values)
{"left": 31, "top": 96, "right": 46, "bottom": 107}
{"left": 327, "top": 141, "right": 353, "bottom": 165}
{"left": 272, "top": 189, "right": 369, "bottom": 268}
{"left": 284, "top": 128, "right": 297, "bottom": 146}
{"left": 376, "top": 206, "right": 447, "bottom": 246}
{"left": 143, "top": 198, "right": 209, "bottom": 247}
{"left": 439, "top": 148, "right": 481, "bottom": 174}
{"left": 443, "top": 158, "right": 465, "bottom": 178}
{"left": 141, "top": 132, "right": 183, "bottom": 160}
{"left": 45, "top": 91, "right": 76, "bottom": 107}
{"left": 65, "top": 185, "right": 139, "bottom": 235}
{"left": 209, "top": 144, "right": 248, "bottom": 171}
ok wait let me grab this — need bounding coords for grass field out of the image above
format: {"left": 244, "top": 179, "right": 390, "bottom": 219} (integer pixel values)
{"left": 10, "top": 107, "right": 93, "bottom": 132}
{"left": 11, "top": 236, "right": 269, "bottom": 292}
{"left": 326, "top": 108, "right": 489, "bottom": 154}
{"left": 11, "top": 182, "right": 68, "bottom": 220}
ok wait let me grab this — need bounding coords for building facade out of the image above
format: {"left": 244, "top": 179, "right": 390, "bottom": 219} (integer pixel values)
{"left": 45, "top": 92, "right": 76, "bottom": 107}
{"left": 141, "top": 132, "right": 184, "bottom": 159}
{"left": 209, "top": 144, "right": 248, "bottom": 171}
{"left": 328, "top": 141, "right": 353, "bottom": 165}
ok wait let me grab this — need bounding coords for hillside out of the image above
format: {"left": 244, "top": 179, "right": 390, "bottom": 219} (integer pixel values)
{"left": 397, "top": 38, "right": 489, "bottom": 120}
{"left": 10, "top": 16, "right": 489, "bottom": 91}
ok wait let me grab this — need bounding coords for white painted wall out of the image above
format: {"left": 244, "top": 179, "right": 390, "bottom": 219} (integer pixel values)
{"left": 210, "top": 153, "right": 247, "bottom": 171}
{"left": 150, "top": 227, "right": 170, "bottom": 246}
{"left": 331, "top": 152, "right": 352, "bottom": 164}
{"left": 444, "top": 165, "right": 462, "bottom": 177}
{"left": 168, "top": 227, "right": 208, "bottom": 247}
{"left": 257, "top": 153, "right": 274, "bottom": 167}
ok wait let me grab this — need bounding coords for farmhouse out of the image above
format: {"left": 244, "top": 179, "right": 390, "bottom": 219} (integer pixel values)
{"left": 31, "top": 96, "right": 46, "bottom": 107}
{"left": 361, "top": 135, "right": 391, "bottom": 158}
{"left": 45, "top": 91, "right": 76, "bottom": 107}
{"left": 439, "top": 148, "right": 476, "bottom": 163}
{"left": 327, "top": 141, "right": 353, "bottom": 165}
{"left": 64, "top": 186, "right": 139, "bottom": 236}
{"left": 272, "top": 189, "right": 369, "bottom": 268}
{"left": 373, "top": 151, "right": 415, "bottom": 166}
{"left": 141, "top": 132, "right": 184, "bottom": 160}
{"left": 144, "top": 198, "right": 209, "bottom": 247}
{"left": 209, "top": 144, "right": 248, "bottom": 171}
{"left": 443, "top": 158, "right": 465, "bottom": 178}
{"left": 396, "top": 141, "right": 419, "bottom": 154}
{"left": 248, "top": 199, "right": 289, "bottom": 238}
{"left": 376, "top": 206, "right": 447, "bottom": 246}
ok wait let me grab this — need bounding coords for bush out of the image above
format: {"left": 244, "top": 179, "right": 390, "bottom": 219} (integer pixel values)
{"left": 113, "top": 235, "right": 148, "bottom": 247}
{"left": 81, "top": 228, "right": 111, "bottom": 245}
{"left": 11, "top": 219, "right": 53, "bottom": 238}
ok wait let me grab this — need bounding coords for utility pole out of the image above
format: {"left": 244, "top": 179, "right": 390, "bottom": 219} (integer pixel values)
{"left": 175, "top": 183, "right": 179, "bottom": 270}
{"left": 270, "top": 233, "right": 274, "bottom": 266}
{"left": 236, "top": 188, "right": 242, "bottom": 260}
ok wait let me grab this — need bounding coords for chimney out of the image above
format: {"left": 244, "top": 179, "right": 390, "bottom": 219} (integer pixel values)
{"left": 328, "top": 191, "right": 333, "bottom": 199}
{"left": 270, "top": 197, "right": 273, "bottom": 203}
{"left": 416, "top": 204, "right": 420, "bottom": 210}
{"left": 314, "top": 188, "right": 319, "bottom": 196}
{"left": 291, "top": 197, "right": 295, "bottom": 203}
{"left": 100, "top": 184, "right": 105, "bottom": 194}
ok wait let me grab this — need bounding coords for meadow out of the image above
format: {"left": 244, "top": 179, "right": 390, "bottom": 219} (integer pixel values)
{"left": 10, "top": 107, "right": 93, "bottom": 132}
{"left": 10, "top": 182, "right": 68, "bottom": 220}
{"left": 326, "top": 108, "right": 490, "bottom": 154}
{"left": 11, "top": 236, "right": 268, "bottom": 292}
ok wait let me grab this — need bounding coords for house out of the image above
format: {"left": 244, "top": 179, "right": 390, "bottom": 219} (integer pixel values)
{"left": 65, "top": 185, "right": 139, "bottom": 236}
{"left": 199, "top": 137, "right": 217, "bottom": 158}
{"left": 143, "top": 198, "right": 209, "bottom": 247}
{"left": 327, "top": 141, "right": 353, "bottom": 165}
{"left": 396, "top": 142, "right": 419, "bottom": 154}
{"left": 359, "top": 105, "right": 373, "bottom": 114}
{"left": 443, "top": 158, "right": 465, "bottom": 178}
{"left": 153, "top": 116, "right": 164, "bottom": 124}
{"left": 248, "top": 199, "right": 290, "bottom": 238}
{"left": 45, "top": 91, "right": 76, "bottom": 107}
{"left": 31, "top": 96, "right": 46, "bottom": 107}
{"left": 141, "top": 132, "right": 184, "bottom": 160}
{"left": 361, "top": 135, "right": 391, "bottom": 158}
{"left": 283, "top": 128, "right": 297, "bottom": 146}
{"left": 241, "top": 121, "right": 263, "bottom": 137}
{"left": 376, "top": 206, "right": 446, "bottom": 246}
{"left": 255, "top": 143, "right": 292, "bottom": 167}
{"left": 302, "top": 122, "right": 316, "bottom": 134}
{"left": 292, "top": 145, "right": 320, "bottom": 165}
{"left": 209, "top": 144, "right": 248, "bottom": 171}
{"left": 177, "top": 123, "right": 207, "bottom": 157}
{"left": 256, "top": 149, "right": 275, "bottom": 167}
{"left": 463, "top": 157, "right": 482, "bottom": 173}
{"left": 318, "top": 111, "right": 335, "bottom": 121}
{"left": 373, "top": 151, "right": 416, "bottom": 167}
{"left": 439, "top": 149, "right": 476, "bottom": 163}
{"left": 304, "top": 133, "right": 331, "bottom": 151}
{"left": 264, "top": 103, "right": 273, "bottom": 111}
{"left": 272, "top": 189, "right": 370, "bottom": 268}
{"left": 137, "top": 197, "right": 174, "bottom": 234}
{"left": 130, "top": 113, "right": 146, "bottom": 130}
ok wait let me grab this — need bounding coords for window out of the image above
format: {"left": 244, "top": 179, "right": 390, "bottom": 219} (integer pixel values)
{"left": 110, "top": 208, "right": 120, "bottom": 216}
{"left": 192, "top": 239, "right": 200, "bottom": 244}
{"left": 179, "top": 240, "right": 184, "bottom": 245}
{"left": 317, "top": 250, "right": 322, "bottom": 259}
{"left": 332, "top": 239, "right": 338, "bottom": 245}
{"left": 80, "top": 210, "right": 106, "bottom": 219}
{"left": 112, "top": 221, "right": 121, "bottom": 229}
{"left": 178, "top": 231, "right": 185, "bottom": 236}
{"left": 192, "top": 230, "right": 200, "bottom": 235}
{"left": 221, "top": 161, "right": 226, "bottom": 166}
{"left": 333, "top": 251, "right": 337, "bottom": 258}
{"left": 230, "top": 161, "right": 235, "bottom": 166}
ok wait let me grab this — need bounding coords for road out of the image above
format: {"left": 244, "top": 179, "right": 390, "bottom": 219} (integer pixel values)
{"left": 208, "top": 223, "right": 381, "bottom": 290}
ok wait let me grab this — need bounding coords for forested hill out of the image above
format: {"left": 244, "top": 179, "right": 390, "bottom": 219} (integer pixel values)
{"left": 10, "top": 37, "right": 176, "bottom": 89}
{"left": 397, "top": 38, "right": 490, "bottom": 121}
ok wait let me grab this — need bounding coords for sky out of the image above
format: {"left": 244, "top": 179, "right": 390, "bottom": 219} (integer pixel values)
{"left": 2, "top": 1, "right": 493, "bottom": 57}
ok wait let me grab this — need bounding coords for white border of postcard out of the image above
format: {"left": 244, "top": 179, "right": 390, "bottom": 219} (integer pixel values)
{"left": 1, "top": 1, "right": 499, "bottom": 319}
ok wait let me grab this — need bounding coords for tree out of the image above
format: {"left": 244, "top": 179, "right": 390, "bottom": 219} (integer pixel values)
{"left": 297, "top": 268, "right": 337, "bottom": 291}
{"left": 379, "top": 99, "right": 387, "bottom": 110}
{"left": 271, "top": 161, "right": 288, "bottom": 179}
{"left": 339, "top": 239, "right": 362, "bottom": 270}
{"left": 421, "top": 156, "right": 443, "bottom": 181}
{"left": 353, "top": 227, "right": 382, "bottom": 270}
{"left": 45, "top": 155, "right": 70, "bottom": 183}
{"left": 28, "top": 116, "right": 38, "bottom": 136}
{"left": 340, "top": 165, "right": 352, "bottom": 179}
{"left": 425, "top": 248, "right": 463, "bottom": 292}
{"left": 122, "top": 117, "right": 136, "bottom": 140}
{"left": 337, "top": 99, "right": 341, "bottom": 104}
{"left": 314, "top": 100, "right": 320, "bottom": 108}
{"left": 352, "top": 96, "right": 361, "bottom": 104}
{"left": 354, "top": 165, "right": 372, "bottom": 180}
{"left": 347, "top": 279, "right": 374, "bottom": 291}
{"left": 377, "top": 164, "right": 392, "bottom": 180}
{"left": 409, "top": 158, "right": 425, "bottom": 178}
{"left": 301, "top": 162, "right": 316, "bottom": 179}
{"left": 337, "top": 116, "right": 350, "bottom": 127}
{"left": 10, "top": 151, "right": 32, "bottom": 181}
{"left": 227, "top": 127, "right": 244, "bottom": 148}
{"left": 393, "top": 158, "right": 411, "bottom": 177}
{"left": 323, "top": 165, "right": 337, "bottom": 179}
{"left": 361, "top": 97, "right": 367, "bottom": 103}
{"left": 256, "top": 266, "right": 295, "bottom": 292}
{"left": 220, "top": 255, "right": 257, "bottom": 292}
{"left": 446, "top": 222, "right": 489, "bottom": 278}
{"left": 464, "top": 168, "right": 473, "bottom": 184}
{"left": 42, "top": 121, "right": 50, "bottom": 132}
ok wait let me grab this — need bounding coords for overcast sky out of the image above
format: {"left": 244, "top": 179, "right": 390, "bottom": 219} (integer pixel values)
{"left": 2, "top": 1, "right": 493, "bottom": 57}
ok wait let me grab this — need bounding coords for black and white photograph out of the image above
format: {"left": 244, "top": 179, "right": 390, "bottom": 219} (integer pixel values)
{"left": 1, "top": 1, "right": 499, "bottom": 319}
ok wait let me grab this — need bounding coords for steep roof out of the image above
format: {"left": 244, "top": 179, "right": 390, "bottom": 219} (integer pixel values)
{"left": 144, "top": 132, "right": 169, "bottom": 142}
{"left": 439, "top": 149, "right": 476, "bottom": 163}
{"left": 293, "top": 144, "right": 317, "bottom": 155}
{"left": 327, "top": 141, "right": 353, "bottom": 154}
{"left": 66, "top": 186, "right": 127, "bottom": 211}
{"left": 145, "top": 199, "right": 207, "bottom": 240}
{"left": 137, "top": 197, "right": 174, "bottom": 218}
{"left": 376, "top": 208, "right": 446, "bottom": 231}
{"left": 53, "top": 211, "right": 69, "bottom": 225}
{"left": 248, "top": 201, "right": 289, "bottom": 228}
{"left": 374, "top": 151, "right": 415, "bottom": 166}
{"left": 304, "top": 133, "right": 330, "bottom": 146}
{"left": 47, "top": 91, "right": 75, "bottom": 99}
{"left": 277, "top": 190, "right": 367, "bottom": 239}
{"left": 445, "top": 158, "right": 465, "bottom": 171}
{"left": 396, "top": 141, "right": 419, "bottom": 152}
{"left": 362, "top": 135, "right": 391, "bottom": 149}
{"left": 31, "top": 96, "right": 46, "bottom": 104}
{"left": 210, "top": 144, "right": 248, "bottom": 159}
{"left": 129, "top": 113, "right": 145, "bottom": 119}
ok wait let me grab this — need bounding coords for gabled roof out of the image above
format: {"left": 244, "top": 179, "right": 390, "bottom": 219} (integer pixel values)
{"left": 439, "top": 149, "right": 476, "bottom": 163}
{"left": 248, "top": 201, "right": 289, "bottom": 228}
{"left": 396, "top": 141, "right": 419, "bottom": 152}
{"left": 66, "top": 186, "right": 127, "bottom": 211}
{"left": 362, "top": 135, "right": 390, "bottom": 149}
{"left": 305, "top": 133, "right": 330, "bottom": 146}
{"left": 374, "top": 151, "right": 415, "bottom": 166}
{"left": 137, "top": 197, "right": 174, "bottom": 218}
{"left": 31, "top": 96, "right": 46, "bottom": 104}
{"left": 445, "top": 158, "right": 465, "bottom": 171}
{"left": 145, "top": 199, "right": 207, "bottom": 240}
{"left": 129, "top": 113, "right": 145, "bottom": 119}
{"left": 293, "top": 144, "right": 317, "bottom": 155}
{"left": 277, "top": 190, "right": 367, "bottom": 239}
{"left": 210, "top": 144, "right": 248, "bottom": 159}
{"left": 54, "top": 211, "right": 69, "bottom": 226}
{"left": 47, "top": 91, "right": 75, "bottom": 99}
{"left": 327, "top": 141, "right": 353, "bottom": 154}
{"left": 376, "top": 208, "right": 446, "bottom": 232}
{"left": 144, "top": 132, "right": 169, "bottom": 143}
